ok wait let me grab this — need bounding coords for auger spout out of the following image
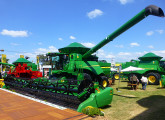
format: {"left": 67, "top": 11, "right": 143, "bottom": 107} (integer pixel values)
{"left": 82, "top": 5, "right": 164, "bottom": 59}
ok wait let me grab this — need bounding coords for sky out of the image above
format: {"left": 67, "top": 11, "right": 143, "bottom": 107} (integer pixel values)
{"left": 0, "top": 0, "right": 165, "bottom": 64}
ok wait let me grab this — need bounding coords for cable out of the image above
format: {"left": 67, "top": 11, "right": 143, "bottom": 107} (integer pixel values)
{"left": 1, "top": 50, "right": 37, "bottom": 54}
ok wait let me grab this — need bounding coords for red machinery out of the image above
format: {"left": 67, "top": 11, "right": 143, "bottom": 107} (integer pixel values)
{"left": 8, "top": 63, "right": 42, "bottom": 79}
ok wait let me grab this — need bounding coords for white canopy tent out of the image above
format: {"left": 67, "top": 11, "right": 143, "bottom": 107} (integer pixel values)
{"left": 121, "top": 66, "right": 144, "bottom": 72}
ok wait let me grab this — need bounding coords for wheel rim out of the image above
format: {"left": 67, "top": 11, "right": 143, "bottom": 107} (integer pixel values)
{"left": 148, "top": 76, "right": 156, "bottom": 83}
{"left": 103, "top": 80, "right": 107, "bottom": 87}
{"left": 114, "top": 74, "right": 119, "bottom": 79}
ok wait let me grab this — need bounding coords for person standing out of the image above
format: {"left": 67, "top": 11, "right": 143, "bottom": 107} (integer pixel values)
{"left": 141, "top": 76, "right": 148, "bottom": 90}
{"left": 132, "top": 75, "right": 139, "bottom": 90}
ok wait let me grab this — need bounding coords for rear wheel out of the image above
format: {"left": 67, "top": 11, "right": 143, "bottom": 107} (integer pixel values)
{"left": 100, "top": 76, "right": 109, "bottom": 88}
{"left": 113, "top": 73, "right": 120, "bottom": 80}
{"left": 155, "top": 73, "right": 161, "bottom": 80}
{"left": 147, "top": 73, "right": 159, "bottom": 85}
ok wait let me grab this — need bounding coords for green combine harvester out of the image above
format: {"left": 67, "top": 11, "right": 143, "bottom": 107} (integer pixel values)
{"left": 121, "top": 52, "right": 165, "bottom": 85}
{"left": 4, "top": 5, "right": 164, "bottom": 112}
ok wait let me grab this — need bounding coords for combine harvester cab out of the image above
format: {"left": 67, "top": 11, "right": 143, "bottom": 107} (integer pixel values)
{"left": 4, "top": 5, "right": 164, "bottom": 112}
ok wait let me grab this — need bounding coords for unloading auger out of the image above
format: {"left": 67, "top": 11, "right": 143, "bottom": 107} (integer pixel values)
{"left": 4, "top": 5, "right": 164, "bottom": 112}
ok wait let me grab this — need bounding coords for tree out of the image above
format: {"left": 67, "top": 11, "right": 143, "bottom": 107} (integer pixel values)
{"left": 37, "top": 54, "right": 50, "bottom": 65}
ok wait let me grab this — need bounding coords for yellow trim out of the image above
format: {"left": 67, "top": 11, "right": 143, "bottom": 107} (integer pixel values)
{"left": 115, "top": 64, "right": 121, "bottom": 66}
{"left": 83, "top": 65, "right": 100, "bottom": 68}
{"left": 86, "top": 106, "right": 93, "bottom": 109}
{"left": 160, "top": 80, "right": 162, "bottom": 87}
{"left": 101, "top": 67, "right": 110, "bottom": 68}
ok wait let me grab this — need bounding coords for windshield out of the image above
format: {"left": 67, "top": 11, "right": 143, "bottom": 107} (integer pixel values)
{"left": 51, "top": 54, "right": 69, "bottom": 70}
{"left": 160, "top": 61, "right": 165, "bottom": 70}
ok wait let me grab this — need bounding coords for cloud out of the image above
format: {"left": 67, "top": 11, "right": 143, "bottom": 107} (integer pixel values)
{"left": 58, "top": 38, "right": 63, "bottom": 41}
{"left": 146, "top": 31, "right": 154, "bottom": 36}
{"left": 152, "top": 50, "right": 165, "bottom": 58}
{"left": 118, "top": 0, "right": 134, "bottom": 5}
{"left": 114, "top": 51, "right": 147, "bottom": 62}
{"left": 97, "top": 49, "right": 115, "bottom": 58}
{"left": 135, "top": 52, "right": 145, "bottom": 56}
{"left": 130, "top": 42, "right": 140, "bottom": 47}
{"left": 81, "top": 42, "right": 95, "bottom": 48}
{"left": 146, "top": 29, "right": 164, "bottom": 36}
{"left": 35, "top": 46, "right": 58, "bottom": 55}
{"left": 11, "top": 46, "right": 58, "bottom": 63}
{"left": 70, "top": 36, "right": 76, "bottom": 40}
{"left": 148, "top": 45, "right": 154, "bottom": 49}
{"left": 87, "top": 9, "right": 103, "bottom": 19}
{"left": 105, "top": 54, "right": 115, "bottom": 58}
{"left": 1, "top": 29, "right": 28, "bottom": 37}
{"left": 115, "top": 45, "right": 124, "bottom": 48}
{"left": 156, "top": 29, "right": 164, "bottom": 34}
{"left": 38, "top": 42, "right": 42, "bottom": 45}
{"left": 97, "top": 49, "right": 106, "bottom": 57}
{"left": 94, "top": 49, "right": 115, "bottom": 62}
{"left": 118, "top": 52, "right": 131, "bottom": 56}
{"left": 10, "top": 43, "right": 21, "bottom": 46}
{"left": 7, "top": 45, "right": 59, "bottom": 63}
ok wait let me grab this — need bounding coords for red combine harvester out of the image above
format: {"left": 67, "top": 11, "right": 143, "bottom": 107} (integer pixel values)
{"left": 8, "top": 63, "right": 42, "bottom": 79}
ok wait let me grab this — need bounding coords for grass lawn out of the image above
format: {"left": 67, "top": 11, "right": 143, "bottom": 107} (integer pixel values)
{"left": 94, "top": 79, "right": 165, "bottom": 120}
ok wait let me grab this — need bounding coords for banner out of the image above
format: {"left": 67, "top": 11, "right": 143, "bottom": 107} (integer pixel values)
{"left": 20, "top": 55, "right": 24, "bottom": 58}
{"left": 2, "top": 54, "right": 6, "bottom": 63}
{"left": 36, "top": 56, "right": 39, "bottom": 64}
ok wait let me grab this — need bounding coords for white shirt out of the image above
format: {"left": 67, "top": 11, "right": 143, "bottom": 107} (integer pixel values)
{"left": 141, "top": 76, "right": 148, "bottom": 83}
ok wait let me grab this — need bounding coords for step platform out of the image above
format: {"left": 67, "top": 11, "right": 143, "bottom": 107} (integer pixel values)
{"left": 0, "top": 88, "right": 91, "bottom": 120}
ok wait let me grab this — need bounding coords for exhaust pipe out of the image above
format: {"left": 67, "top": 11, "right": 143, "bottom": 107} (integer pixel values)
{"left": 145, "top": 5, "right": 164, "bottom": 17}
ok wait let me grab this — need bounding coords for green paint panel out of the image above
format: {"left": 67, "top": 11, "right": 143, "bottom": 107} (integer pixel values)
{"left": 77, "top": 87, "right": 113, "bottom": 112}
{"left": 138, "top": 52, "right": 163, "bottom": 61}
{"left": 0, "top": 62, "right": 15, "bottom": 66}
{"left": 161, "top": 75, "right": 165, "bottom": 86}
{"left": 59, "top": 42, "right": 90, "bottom": 54}
{"left": 12, "top": 58, "right": 32, "bottom": 64}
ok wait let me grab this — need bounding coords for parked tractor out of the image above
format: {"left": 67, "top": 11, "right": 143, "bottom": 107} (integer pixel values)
{"left": 121, "top": 52, "right": 165, "bottom": 85}
{"left": 4, "top": 5, "right": 164, "bottom": 112}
